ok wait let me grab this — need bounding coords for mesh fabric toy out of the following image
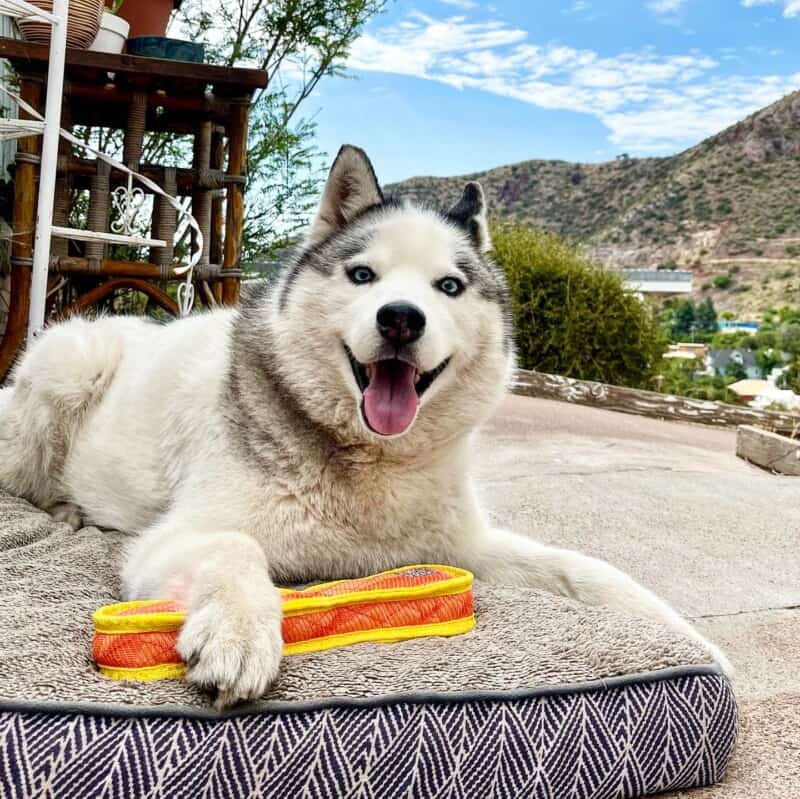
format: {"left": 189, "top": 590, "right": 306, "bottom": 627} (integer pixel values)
{"left": 93, "top": 565, "right": 475, "bottom": 681}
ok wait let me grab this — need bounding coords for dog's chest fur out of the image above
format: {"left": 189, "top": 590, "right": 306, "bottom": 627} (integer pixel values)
{"left": 231, "top": 434, "right": 466, "bottom": 582}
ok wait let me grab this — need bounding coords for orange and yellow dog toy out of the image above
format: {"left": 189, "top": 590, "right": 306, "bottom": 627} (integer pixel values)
{"left": 93, "top": 565, "right": 475, "bottom": 681}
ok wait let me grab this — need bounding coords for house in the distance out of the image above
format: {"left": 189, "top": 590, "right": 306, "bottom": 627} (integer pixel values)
{"left": 705, "top": 349, "right": 760, "bottom": 379}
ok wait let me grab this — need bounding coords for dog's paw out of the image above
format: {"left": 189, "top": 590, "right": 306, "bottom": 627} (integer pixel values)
{"left": 177, "top": 586, "right": 283, "bottom": 708}
{"left": 46, "top": 502, "right": 84, "bottom": 531}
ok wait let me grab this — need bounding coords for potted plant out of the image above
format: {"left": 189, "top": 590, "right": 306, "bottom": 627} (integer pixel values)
{"left": 90, "top": 0, "right": 129, "bottom": 54}
{"left": 117, "top": 0, "right": 181, "bottom": 39}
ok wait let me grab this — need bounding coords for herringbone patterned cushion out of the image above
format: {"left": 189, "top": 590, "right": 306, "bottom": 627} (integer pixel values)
{"left": 0, "top": 490, "right": 738, "bottom": 798}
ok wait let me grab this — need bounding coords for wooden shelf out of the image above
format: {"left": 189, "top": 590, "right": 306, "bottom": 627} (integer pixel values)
{"left": 0, "top": 37, "right": 267, "bottom": 96}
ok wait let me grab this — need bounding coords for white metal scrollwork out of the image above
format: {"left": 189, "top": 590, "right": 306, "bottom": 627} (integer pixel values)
{"left": 110, "top": 174, "right": 146, "bottom": 237}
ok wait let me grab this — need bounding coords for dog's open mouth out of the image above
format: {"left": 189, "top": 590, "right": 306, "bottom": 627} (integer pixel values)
{"left": 345, "top": 346, "right": 450, "bottom": 436}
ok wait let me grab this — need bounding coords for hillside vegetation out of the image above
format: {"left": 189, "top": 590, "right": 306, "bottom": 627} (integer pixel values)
{"left": 388, "top": 91, "right": 800, "bottom": 318}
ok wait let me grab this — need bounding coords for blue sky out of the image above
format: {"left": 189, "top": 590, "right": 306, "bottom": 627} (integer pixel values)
{"left": 311, "top": 0, "right": 800, "bottom": 183}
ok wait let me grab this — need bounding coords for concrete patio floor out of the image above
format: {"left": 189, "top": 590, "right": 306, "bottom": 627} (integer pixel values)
{"left": 474, "top": 395, "right": 800, "bottom": 799}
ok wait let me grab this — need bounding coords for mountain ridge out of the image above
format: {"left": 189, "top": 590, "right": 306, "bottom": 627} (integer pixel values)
{"left": 387, "top": 90, "right": 800, "bottom": 318}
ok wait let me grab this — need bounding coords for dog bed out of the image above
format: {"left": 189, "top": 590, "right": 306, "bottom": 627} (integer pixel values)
{"left": 0, "top": 490, "right": 738, "bottom": 799}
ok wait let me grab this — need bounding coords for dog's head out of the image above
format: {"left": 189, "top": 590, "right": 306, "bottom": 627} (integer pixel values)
{"left": 268, "top": 145, "right": 514, "bottom": 447}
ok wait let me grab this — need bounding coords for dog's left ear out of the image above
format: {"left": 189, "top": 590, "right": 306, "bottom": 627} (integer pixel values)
{"left": 447, "top": 182, "right": 491, "bottom": 253}
{"left": 307, "top": 145, "right": 384, "bottom": 246}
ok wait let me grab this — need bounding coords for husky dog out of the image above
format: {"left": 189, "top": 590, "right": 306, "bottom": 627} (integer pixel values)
{"left": 0, "top": 146, "right": 726, "bottom": 705}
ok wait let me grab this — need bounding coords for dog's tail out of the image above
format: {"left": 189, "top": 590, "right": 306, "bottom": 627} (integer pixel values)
{"left": 0, "top": 317, "right": 123, "bottom": 506}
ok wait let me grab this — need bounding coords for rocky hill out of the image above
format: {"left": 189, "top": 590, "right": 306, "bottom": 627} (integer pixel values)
{"left": 387, "top": 90, "right": 800, "bottom": 319}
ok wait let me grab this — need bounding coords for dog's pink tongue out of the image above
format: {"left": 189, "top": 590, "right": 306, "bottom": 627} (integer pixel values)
{"left": 363, "top": 360, "right": 419, "bottom": 436}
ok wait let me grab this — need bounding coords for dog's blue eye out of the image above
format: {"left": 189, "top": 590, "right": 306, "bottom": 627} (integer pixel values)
{"left": 348, "top": 266, "right": 375, "bottom": 285}
{"left": 437, "top": 277, "right": 465, "bottom": 297}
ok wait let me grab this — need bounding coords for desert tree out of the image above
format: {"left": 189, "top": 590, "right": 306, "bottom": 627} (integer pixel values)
{"left": 173, "top": 0, "right": 388, "bottom": 260}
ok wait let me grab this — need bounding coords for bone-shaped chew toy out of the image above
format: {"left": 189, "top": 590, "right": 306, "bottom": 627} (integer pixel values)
{"left": 93, "top": 565, "right": 475, "bottom": 681}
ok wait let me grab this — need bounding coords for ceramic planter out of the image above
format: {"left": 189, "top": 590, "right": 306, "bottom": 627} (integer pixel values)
{"left": 89, "top": 11, "right": 130, "bottom": 54}
{"left": 126, "top": 36, "right": 204, "bottom": 62}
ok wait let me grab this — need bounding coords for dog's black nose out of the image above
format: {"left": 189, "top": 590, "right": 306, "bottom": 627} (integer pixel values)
{"left": 376, "top": 302, "right": 426, "bottom": 345}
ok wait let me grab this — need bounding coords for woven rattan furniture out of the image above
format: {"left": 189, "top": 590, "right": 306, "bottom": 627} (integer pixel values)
{"left": 0, "top": 37, "right": 266, "bottom": 381}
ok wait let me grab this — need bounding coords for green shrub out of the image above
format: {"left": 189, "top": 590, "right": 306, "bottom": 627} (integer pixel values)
{"left": 711, "top": 331, "right": 754, "bottom": 349}
{"left": 492, "top": 224, "right": 666, "bottom": 388}
{"left": 656, "top": 360, "right": 734, "bottom": 402}
{"left": 780, "top": 323, "right": 800, "bottom": 355}
{"left": 713, "top": 274, "right": 732, "bottom": 289}
{"left": 716, "top": 198, "right": 733, "bottom": 216}
{"left": 777, "top": 358, "right": 800, "bottom": 393}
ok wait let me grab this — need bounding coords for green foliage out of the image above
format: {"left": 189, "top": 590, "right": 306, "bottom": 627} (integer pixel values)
{"left": 713, "top": 274, "right": 732, "bottom": 289}
{"left": 726, "top": 359, "right": 748, "bottom": 381}
{"left": 780, "top": 323, "right": 800, "bottom": 355}
{"left": 716, "top": 197, "right": 733, "bottom": 216}
{"left": 753, "top": 328, "right": 778, "bottom": 350}
{"left": 671, "top": 300, "right": 695, "bottom": 339}
{"left": 756, "top": 348, "right": 782, "bottom": 377}
{"left": 695, "top": 297, "right": 718, "bottom": 334}
{"left": 711, "top": 331, "right": 753, "bottom": 349}
{"left": 491, "top": 225, "right": 666, "bottom": 388}
{"left": 661, "top": 297, "right": 717, "bottom": 342}
{"left": 777, "top": 359, "right": 800, "bottom": 393}
{"left": 657, "top": 360, "right": 734, "bottom": 402}
{"left": 776, "top": 306, "right": 800, "bottom": 324}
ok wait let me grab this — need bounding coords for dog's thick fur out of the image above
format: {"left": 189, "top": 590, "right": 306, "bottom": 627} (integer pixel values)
{"left": 0, "top": 146, "right": 727, "bottom": 705}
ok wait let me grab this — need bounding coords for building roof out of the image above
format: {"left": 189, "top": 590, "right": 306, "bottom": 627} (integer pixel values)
{"left": 728, "top": 379, "right": 771, "bottom": 396}
{"left": 708, "top": 349, "right": 758, "bottom": 370}
{"left": 665, "top": 343, "right": 708, "bottom": 360}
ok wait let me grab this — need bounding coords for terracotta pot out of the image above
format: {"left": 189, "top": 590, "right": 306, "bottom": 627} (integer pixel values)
{"left": 117, "top": 0, "right": 180, "bottom": 39}
{"left": 18, "top": 0, "right": 104, "bottom": 49}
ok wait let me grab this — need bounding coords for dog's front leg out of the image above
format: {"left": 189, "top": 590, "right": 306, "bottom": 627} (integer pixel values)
{"left": 461, "top": 526, "right": 730, "bottom": 671}
{"left": 122, "top": 518, "right": 283, "bottom": 707}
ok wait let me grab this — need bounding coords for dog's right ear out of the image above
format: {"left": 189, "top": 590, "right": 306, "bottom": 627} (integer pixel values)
{"left": 447, "top": 182, "right": 491, "bottom": 253}
{"left": 307, "top": 145, "right": 384, "bottom": 246}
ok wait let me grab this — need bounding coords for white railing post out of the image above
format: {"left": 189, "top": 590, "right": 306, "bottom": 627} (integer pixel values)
{"left": 27, "top": 0, "right": 69, "bottom": 340}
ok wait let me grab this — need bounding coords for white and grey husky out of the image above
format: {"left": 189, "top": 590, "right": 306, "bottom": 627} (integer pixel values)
{"left": 0, "top": 146, "right": 726, "bottom": 705}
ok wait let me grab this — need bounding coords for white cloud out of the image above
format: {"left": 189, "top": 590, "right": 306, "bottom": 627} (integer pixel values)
{"left": 348, "top": 13, "right": 800, "bottom": 153}
{"left": 741, "top": 0, "right": 800, "bottom": 16}
{"left": 438, "top": 0, "right": 478, "bottom": 8}
{"left": 648, "top": 0, "right": 686, "bottom": 13}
